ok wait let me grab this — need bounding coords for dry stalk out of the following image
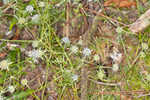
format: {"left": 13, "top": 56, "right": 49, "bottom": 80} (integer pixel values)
{"left": 84, "top": 8, "right": 129, "bottom": 27}
{"left": 81, "top": 9, "right": 103, "bottom": 100}
{"left": 88, "top": 78, "right": 121, "bottom": 86}
{"left": 64, "top": 2, "right": 70, "bottom": 37}
{"left": 81, "top": 66, "right": 88, "bottom": 100}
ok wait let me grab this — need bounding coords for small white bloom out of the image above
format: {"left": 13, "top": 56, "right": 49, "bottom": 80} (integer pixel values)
{"left": 27, "top": 49, "right": 43, "bottom": 58}
{"left": 18, "top": 18, "right": 26, "bottom": 24}
{"left": 140, "top": 51, "right": 146, "bottom": 58}
{"left": 112, "top": 64, "right": 119, "bottom": 72}
{"left": 5, "top": 31, "right": 13, "bottom": 36}
{"left": 20, "top": 48, "right": 26, "bottom": 52}
{"left": 10, "top": 76, "right": 15, "bottom": 79}
{"left": 8, "top": 43, "right": 18, "bottom": 47}
{"left": 3, "top": 0, "right": 10, "bottom": 4}
{"left": 0, "top": 95, "right": 5, "bottom": 100}
{"left": 141, "top": 43, "right": 148, "bottom": 50}
{"left": 7, "top": 85, "right": 15, "bottom": 93}
{"left": 61, "top": 37, "right": 70, "bottom": 44}
{"left": 7, "top": 43, "right": 19, "bottom": 50}
{"left": 38, "top": 2, "right": 45, "bottom": 7}
{"left": 72, "top": 74, "right": 78, "bottom": 81}
{"left": 21, "top": 79, "right": 28, "bottom": 86}
{"left": 82, "top": 48, "right": 91, "bottom": 57}
{"left": 70, "top": 45, "right": 78, "bottom": 53}
{"left": 88, "top": 0, "right": 92, "bottom": 2}
{"left": 110, "top": 48, "right": 122, "bottom": 62}
{"left": 0, "top": 60, "right": 12, "bottom": 70}
{"left": 31, "top": 14, "right": 40, "bottom": 24}
{"left": 32, "top": 40, "right": 39, "bottom": 48}
{"left": 93, "top": 54, "right": 100, "bottom": 61}
{"left": 27, "top": 49, "right": 43, "bottom": 63}
{"left": 26, "top": 5, "right": 34, "bottom": 13}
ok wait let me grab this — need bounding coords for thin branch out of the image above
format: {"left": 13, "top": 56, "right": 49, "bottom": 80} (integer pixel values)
{"left": 65, "top": 2, "right": 70, "bottom": 37}
{"left": 89, "top": 78, "right": 121, "bottom": 86}
{"left": 135, "top": 93, "right": 150, "bottom": 98}
{"left": 84, "top": 8, "right": 129, "bottom": 27}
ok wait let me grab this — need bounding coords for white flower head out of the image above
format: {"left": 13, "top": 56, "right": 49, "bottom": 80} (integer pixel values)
{"left": 5, "top": 31, "right": 13, "bottom": 36}
{"left": 88, "top": 0, "right": 92, "bottom": 2}
{"left": 72, "top": 74, "right": 78, "bottom": 81}
{"left": 93, "top": 54, "right": 100, "bottom": 61}
{"left": 112, "top": 64, "right": 119, "bottom": 72}
{"left": 61, "top": 37, "right": 70, "bottom": 44}
{"left": 38, "top": 2, "right": 45, "bottom": 7}
{"left": 7, "top": 85, "right": 15, "bottom": 93}
{"left": 21, "top": 79, "right": 28, "bottom": 86}
{"left": 82, "top": 48, "right": 92, "bottom": 57}
{"left": 18, "top": 18, "right": 26, "bottom": 24}
{"left": 70, "top": 45, "right": 79, "bottom": 53}
{"left": 110, "top": 48, "right": 122, "bottom": 62}
{"left": 0, "top": 60, "right": 12, "bottom": 70}
{"left": 142, "top": 43, "right": 148, "bottom": 50}
{"left": 7, "top": 43, "right": 19, "bottom": 50}
{"left": 3, "top": 0, "right": 10, "bottom": 4}
{"left": 27, "top": 49, "right": 44, "bottom": 63}
{"left": 140, "top": 51, "right": 146, "bottom": 58}
{"left": 26, "top": 5, "right": 34, "bottom": 13}
{"left": 0, "top": 95, "right": 5, "bottom": 100}
{"left": 20, "top": 48, "right": 26, "bottom": 52}
{"left": 31, "top": 14, "right": 40, "bottom": 24}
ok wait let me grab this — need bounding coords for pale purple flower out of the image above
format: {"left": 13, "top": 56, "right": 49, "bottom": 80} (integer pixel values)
{"left": 26, "top": 5, "right": 34, "bottom": 13}
{"left": 27, "top": 49, "right": 43, "bottom": 63}
{"left": 61, "top": 37, "right": 70, "bottom": 44}
{"left": 82, "top": 48, "right": 91, "bottom": 57}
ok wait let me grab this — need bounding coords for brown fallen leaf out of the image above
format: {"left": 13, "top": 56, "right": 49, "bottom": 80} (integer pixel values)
{"left": 129, "top": 9, "right": 150, "bottom": 33}
{"left": 12, "top": 26, "right": 20, "bottom": 40}
{"left": 0, "top": 2, "right": 3, "bottom": 7}
{"left": 104, "top": 0, "right": 120, "bottom": 6}
{"left": 0, "top": 52, "right": 7, "bottom": 58}
{"left": 119, "top": 0, "right": 136, "bottom": 8}
{"left": 104, "top": 0, "right": 136, "bottom": 8}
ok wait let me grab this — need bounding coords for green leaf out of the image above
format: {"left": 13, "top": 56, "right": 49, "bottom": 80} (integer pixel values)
{"left": 6, "top": 89, "right": 34, "bottom": 100}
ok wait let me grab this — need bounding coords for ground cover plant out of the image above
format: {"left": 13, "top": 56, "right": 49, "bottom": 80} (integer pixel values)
{"left": 0, "top": 0, "right": 150, "bottom": 100}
